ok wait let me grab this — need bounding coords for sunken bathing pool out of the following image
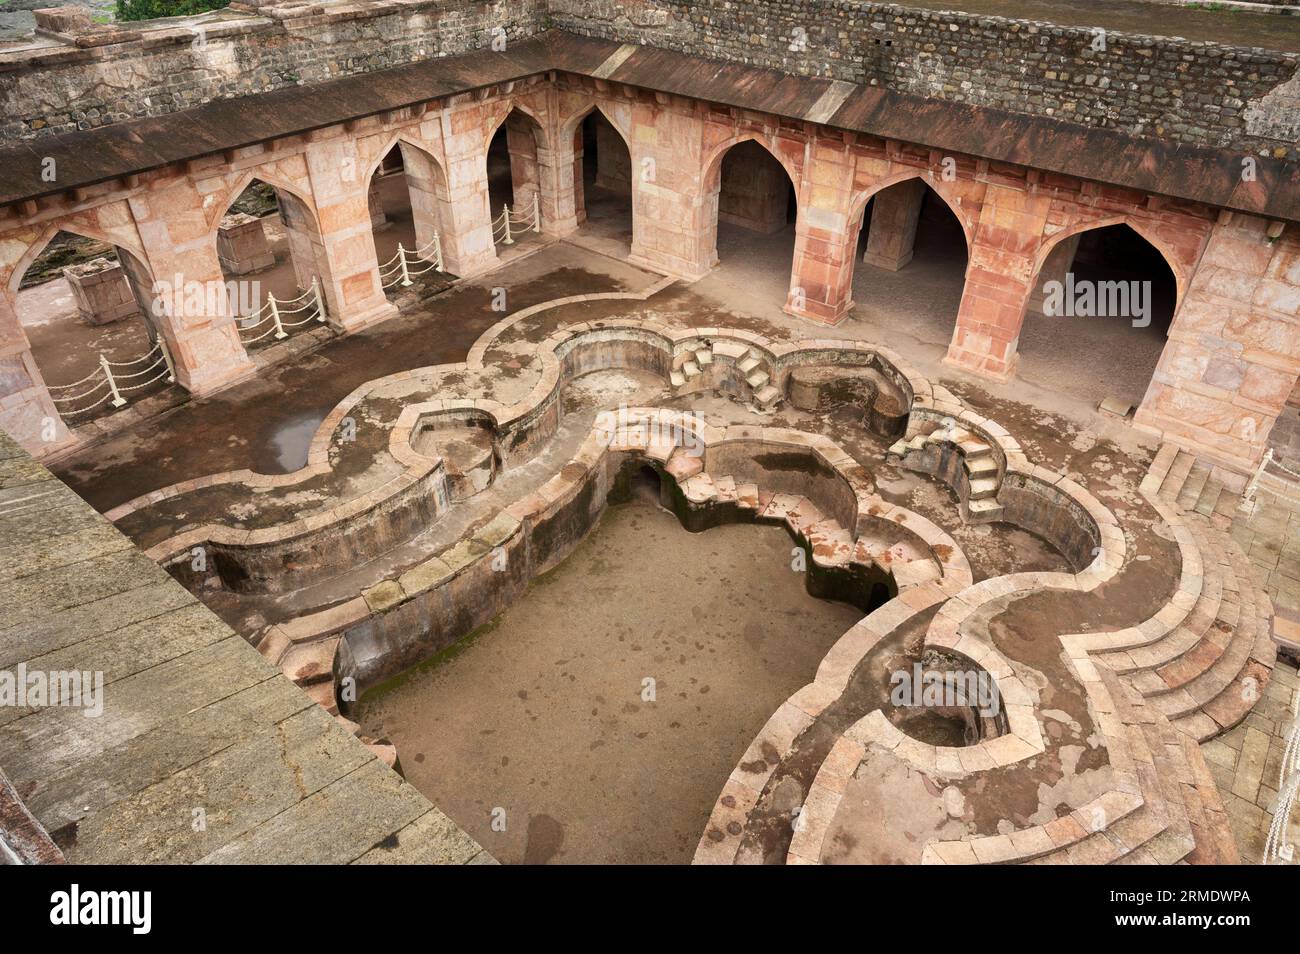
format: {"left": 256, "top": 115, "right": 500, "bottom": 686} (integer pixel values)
{"left": 355, "top": 483, "right": 864, "bottom": 864}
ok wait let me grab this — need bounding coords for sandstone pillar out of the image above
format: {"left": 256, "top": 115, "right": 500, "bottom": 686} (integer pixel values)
{"left": 624, "top": 102, "right": 713, "bottom": 280}
{"left": 394, "top": 142, "right": 447, "bottom": 260}
{"left": 569, "top": 122, "right": 587, "bottom": 228}
{"left": 275, "top": 189, "right": 324, "bottom": 292}
{"left": 303, "top": 137, "right": 398, "bottom": 332}
{"left": 434, "top": 105, "right": 499, "bottom": 279}
{"left": 785, "top": 140, "right": 858, "bottom": 326}
{"left": 127, "top": 182, "right": 256, "bottom": 395}
{"left": 861, "top": 178, "right": 925, "bottom": 270}
{"left": 943, "top": 184, "right": 1053, "bottom": 381}
{"left": 0, "top": 288, "right": 76, "bottom": 456}
{"left": 367, "top": 177, "right": 388, "bottom": 231}
{"left": 1135, "top": 216, "right": 1300, "bottom": 470}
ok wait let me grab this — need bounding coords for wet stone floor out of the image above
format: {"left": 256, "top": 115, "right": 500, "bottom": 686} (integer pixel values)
{"left": 355, "top": 489, "right": 863, "bottom": 864}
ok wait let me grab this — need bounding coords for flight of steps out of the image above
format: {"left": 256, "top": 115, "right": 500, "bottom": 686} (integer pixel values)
{"left": 889, "top": 423, "right": 1003, "bottom": 522}
{"left": 1117, "top": 444, "right": 1278, "bottom": 743}
{"left": 672, "top": 340, "right": 782, "bottom": 411}
{"left": 1026, "top": 667, "right": 1237, "bottom": 864}
{"left": 661, "top": 446, "right": 941, "bottom": 587}
{"left": 1141, "top": 443, "right": 1235, "bottom": 525}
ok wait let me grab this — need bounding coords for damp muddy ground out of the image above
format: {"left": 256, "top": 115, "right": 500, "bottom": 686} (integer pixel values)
{"left": 355, "top": 491, "right": 864, "bottom": 864}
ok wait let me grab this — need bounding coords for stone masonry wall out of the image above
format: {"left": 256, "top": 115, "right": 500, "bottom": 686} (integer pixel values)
{"left": 550, "top": 0, "right": 1300, "bottom": 161}
{"left": 0, "top": 0, "right": 548, "bottom": 140}
{"left": 1, "top": 1, "right": 1297, "bottom": 161}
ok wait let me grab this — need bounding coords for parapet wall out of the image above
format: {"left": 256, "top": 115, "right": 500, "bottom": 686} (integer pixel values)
{"left": 549, "top": 0, "right": 1300, "bottom": 159}
{"left": 0, "top": 0, "right": 549, "bottom": 141}
{"left": 0, "top": 0, "right": 1296, "bottom": 161}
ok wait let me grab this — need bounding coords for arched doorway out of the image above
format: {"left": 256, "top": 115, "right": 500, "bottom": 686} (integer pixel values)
{"left": 1018, "top": 223, "right": 1178, "bottom": 408}
{"left": 703, "top": 138, "right": 799, "bottom": 306}
{"left": 213, "top": 179, "right": 330, "bottom": 350}
{"left": 570, "top": 107, "right": 634, "bottom": 257}
{"left": 850, "top": 178, "right": 969, "bottom": 345}
{"left": 11, "top": 229, "right": 174, "bottom": 427}
{"left": 485, "top": 108, "right": 546, "bottom": 245}
{"left": 368, "top": 139, "right": 457, "bottom": 292}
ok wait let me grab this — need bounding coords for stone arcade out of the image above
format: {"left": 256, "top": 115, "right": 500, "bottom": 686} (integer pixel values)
{"left": 0, "top": 0, "right": 1297, "bottom": 866}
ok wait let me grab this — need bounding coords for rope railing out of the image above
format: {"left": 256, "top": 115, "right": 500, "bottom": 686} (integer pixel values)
{"left": 491, "top": 192, "right": 542, "bottom": 247}
{"left": 236, "top": 278, "right": 327, "bottom": 344}
{"left": 46, "top": 338, "right": 177, "bottom": 418}
{"left": 379, "top": 233, "right": 445, "bottom": 290}
{"left": 1263, "top": 691, "right": 1299, "bottom": 864}
{"left": 1242, "top": 447, "right": 1300, "bottom": 514}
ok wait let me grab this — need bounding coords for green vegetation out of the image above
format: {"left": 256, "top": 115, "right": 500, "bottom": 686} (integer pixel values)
{"left": 115, "top": 0, "right": 228, "bottom": 22}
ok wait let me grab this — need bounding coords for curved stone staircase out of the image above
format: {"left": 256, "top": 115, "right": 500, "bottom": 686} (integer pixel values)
{"left": 1116, "top": 444, "right": 1279, "bottom": 743}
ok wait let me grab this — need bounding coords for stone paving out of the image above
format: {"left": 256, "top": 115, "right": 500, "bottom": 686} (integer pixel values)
{"left": 1232, "top": 488, "right": 1300, "bottom": 623}
{"left": 1200, "top": 661, "right": 1298, "bottom": 865}
{"left": 0, "top": 427, "right": 491, "bottom": 864}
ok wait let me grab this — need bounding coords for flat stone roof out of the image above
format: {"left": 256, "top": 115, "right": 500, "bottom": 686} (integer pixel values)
{"left": 0, "top": 30, "right": 1295, "bottom": 221}
{"left": 0, "top": 428, "right": 491, "bottom": 864}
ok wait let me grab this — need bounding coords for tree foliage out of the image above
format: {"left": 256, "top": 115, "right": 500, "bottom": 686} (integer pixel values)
{"left": 115, "top": 0, "right": 229, "bottom": 22}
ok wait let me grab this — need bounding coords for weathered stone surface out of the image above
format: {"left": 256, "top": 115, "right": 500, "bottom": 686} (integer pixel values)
{"left": 0, "top": 429, "right": 488, "bottom": 864}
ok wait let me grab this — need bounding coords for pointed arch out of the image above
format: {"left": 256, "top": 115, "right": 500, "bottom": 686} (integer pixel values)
{"left": 848, "top": 171, "right": 975, "bottom": 255}
{"left": 1030, "top": 215, "right": 1188, "bottom": 313}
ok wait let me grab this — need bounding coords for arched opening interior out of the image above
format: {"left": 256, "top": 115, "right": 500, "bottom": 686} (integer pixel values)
{"left": 485, "top": 108, "right": 546, "bottom": 242}
{"left": 214, "top": 179, "right": 330, "bottom": 348}
{"left": 371, "top": 141, "right": 456, "bottom": 293}
{"left": 850, "top": 179, "right": 969, "bottom": 346}
{"left": 571, "top": 108, "right": 634, "bottom": 257}
{"left": 13, "top": 229, "right": 173, "bottom": 425}
{"left": 1018, "top": 224, "right": 1178, "bottom": 409}
{"left": 705, "top": 138, "right": 798, "bottom": 304}
{"left": 369, "top": 144, "right": 417, "bottom": 265}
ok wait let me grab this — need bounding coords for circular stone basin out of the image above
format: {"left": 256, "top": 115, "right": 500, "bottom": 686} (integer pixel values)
{"left": 420, "top": 426, "right": 495, "bottom": 500}
{"left": 786, "top": 365, "right": 906, "bottom": 434}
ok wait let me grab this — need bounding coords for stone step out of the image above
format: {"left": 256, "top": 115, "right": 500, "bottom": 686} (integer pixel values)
{"left": 735, "top": 482, "right": 761, "bottom": 510}
{"left": 664, "top": 446, "right": 704, "bottom": 481}
{"left": 682, "top": 360, "right": 701, "bottom": 379}
{"left": 696, "top": 348, "right": 713, "bottom": 367}
{"left": 1140, "top": 441, "right": 1182, "bottom": 496}
{"left": 966, "top": 497, "right": 1003, "bottom": 519}
{"left": 670, "top": 370, "right": 686, "bottom": 387}
{"left": 746, "top": 369, "right": 770, "bottom": 389}
{"left": 1159, "top": 451, "right": 1195, "bottom": 503}
{"left": 1149, "top": 566, "right": 1275, "bottom": 740}
{"left": 1174, "top": 660, "right": 1274, "bottom": 742}
{"left": 280, "top": 636, "right": 340, "bottom": 687}
{"left": 1176, "top": 463, "right": 1211, "bottom": 511}
{"left": 966, "top": 454, "right": 998, "bottom": 478}
{"left": 713, "top": 475, "right": 737, "bottom": 503}
{"left": 738, "top": 355, "right": 761, "bottom": 375}
{"left": 1192, "top": 479, "right": 1222, "bottom": 518}
{"left": 711, "top": 340, "right": 750, "bottom": 361}
{"left": 1104, "top": 520, "right": 1229, "bottom": 676}
{"left": 968, "top": 476, "right": 998, "bottom": 500}
{"left": 754, "top": 384, "right": 781, "bottom": 409}
{"left": 680, "top": 473, "right": 717, "bottom": 504}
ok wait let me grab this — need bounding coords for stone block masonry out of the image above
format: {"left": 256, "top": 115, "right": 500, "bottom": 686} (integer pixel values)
{"left": 0, "top": 1, "right": 1296, "bottom": 164}
{"left": 550, "top": 0, "right": 1300, "bottom": 160}
{"left": 0, "top": 0, "right": 549, "bottom": 141}
{"left": 0, "top": 427, "right": 492, "bottom": 864}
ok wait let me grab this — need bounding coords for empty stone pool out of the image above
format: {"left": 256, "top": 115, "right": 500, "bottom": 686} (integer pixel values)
{"left": 355, "top": 487, "right": 864, "bottom": 864}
